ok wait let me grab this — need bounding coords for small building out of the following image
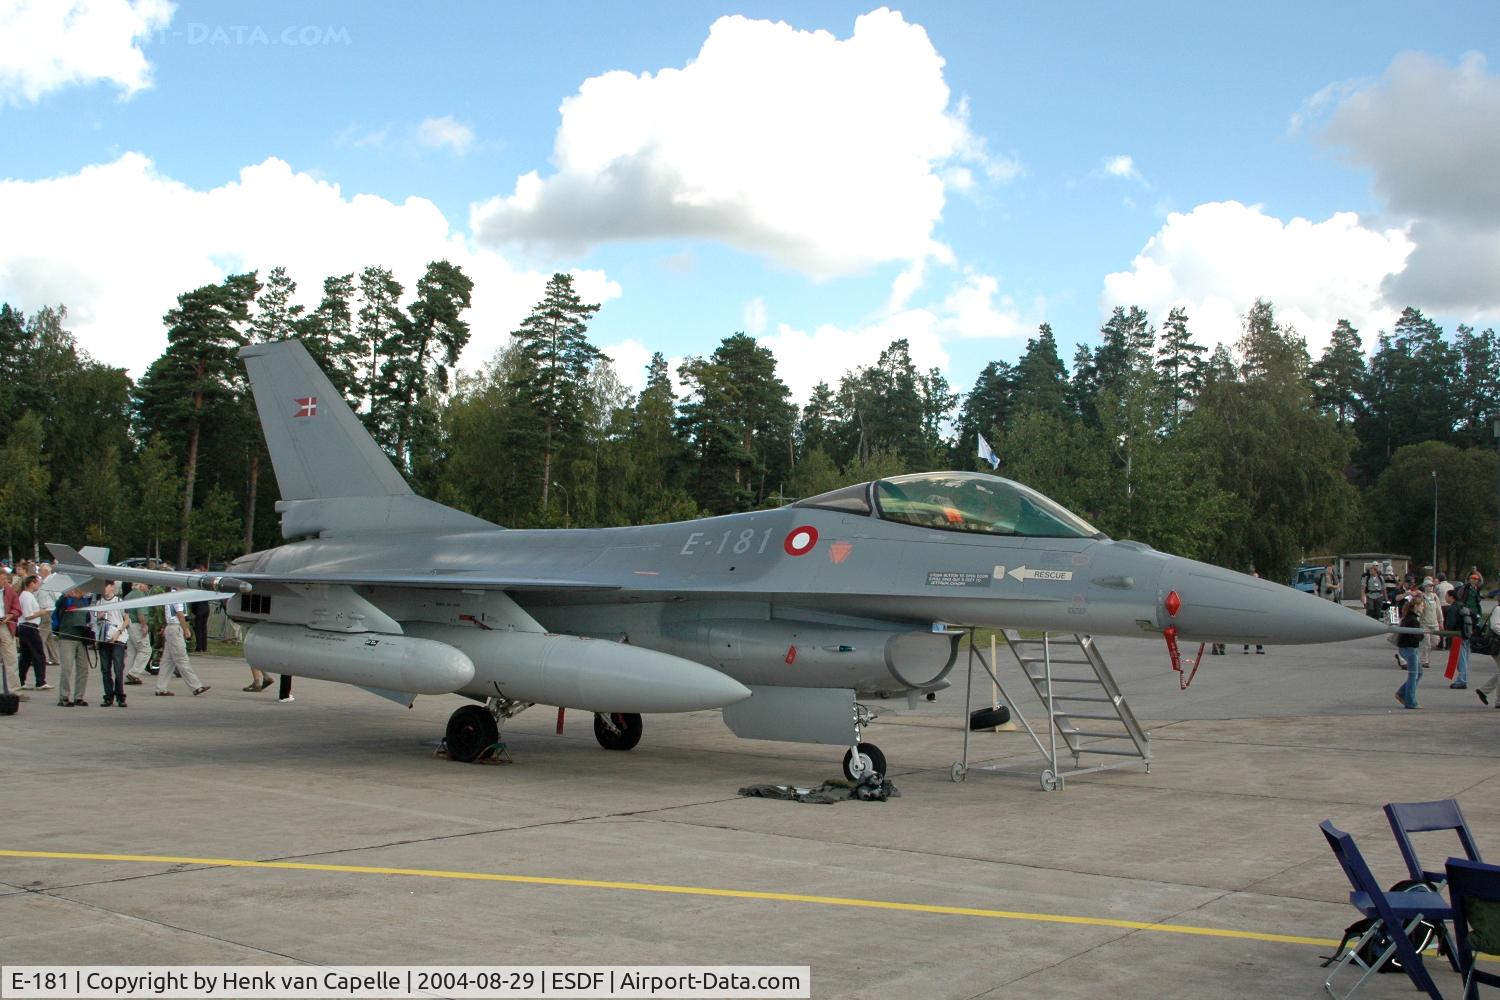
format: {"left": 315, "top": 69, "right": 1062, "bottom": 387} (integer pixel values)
{"left": 1336, "top": 552, "right": 1412, "bottom": 602}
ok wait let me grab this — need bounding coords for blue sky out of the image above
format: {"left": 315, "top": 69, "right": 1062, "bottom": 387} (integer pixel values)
{"left": 1, "top": 1, "right": 1496, "bottom": 401}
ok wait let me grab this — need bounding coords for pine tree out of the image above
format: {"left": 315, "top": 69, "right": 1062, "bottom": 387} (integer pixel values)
{"left": 295, "top": 273, "right": 362, "bottom": 405}
{"left": 1308, "top": 319, "right": 1366, "bottom": 428}
{"left": 136, "top": 272, "right": 259, "bottom": 567}
{"left": 355, "top": 265, "right": 406, "bottom": 416}
{"left": 377, "top": 260, "right": 473, "bottom": 471}
{"left": 954, "top": 361, "right": 1015, "bottom": 468}
{"left": 1154, "top": 308, "right": 1206, "bottom": 426}
{"left": 1453, "top": 324, "right": 1500, "bottom": 447}
{"left": 508, "top": 274, "right": 602, "bottom": 514}
{"left": 1013, "top": 324, "right": 1070, "bottom": 418}
{"left": 677, "top": 333, "right": 794, "bottom": 514}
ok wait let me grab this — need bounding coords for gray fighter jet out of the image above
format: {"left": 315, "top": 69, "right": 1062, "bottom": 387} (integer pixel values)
{"left": 51, "top": 339, "right": 1388, "bottom": 777}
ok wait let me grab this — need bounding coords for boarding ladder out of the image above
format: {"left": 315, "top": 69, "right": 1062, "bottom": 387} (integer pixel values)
{"left": 952, "top": 630, "right": 1150, "bottom": 791}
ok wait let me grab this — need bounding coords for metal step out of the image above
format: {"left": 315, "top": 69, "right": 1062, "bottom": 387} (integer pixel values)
{"left": 996, "top": 628, "right": 1151, "bottom": 787}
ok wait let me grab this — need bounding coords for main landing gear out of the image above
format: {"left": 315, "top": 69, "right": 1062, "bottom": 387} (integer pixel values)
{"left": 593, "top": 712, "right": 643, "bottom": 751}
{"left": 444, "top": 704, "right": 499, "bottom": 762}
{"left": 443, "top": 696, "right": 532, "bottom": 763}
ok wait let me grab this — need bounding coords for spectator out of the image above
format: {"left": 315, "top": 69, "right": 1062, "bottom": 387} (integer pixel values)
{"left": 1395, "top": 595, "right": 1426, "bottom": 709}
{"left": 36, "top": 562, "right": 60, "bottom": 666}
{"left": 1477, "top": 600, "right": 1500, "bottom": 708}
{"left": 16, "top": 574, "right": 51, "bottom": 692}
{"left": 190, "top": 564, "right": 211, "bottom": 653}
{"left": 0, "top": 568, "right": 22, "bottom": 699}
{"left": 54, "top": 587, "right": 93, "bottom": 706}
{"left": 155, "top": 588, "right": 209, "bottom": 697}
{"left": 1361, "top": 563, "right": 1386, "bottom": 621}
{"left": 122, "top": 590, "right": 151, "bottom": 686}
{"left": 1418, "top": 578, "right": 1441, "bottom": 671}
{"left": 92, "top": 582, "right": 128, "bottom": 708}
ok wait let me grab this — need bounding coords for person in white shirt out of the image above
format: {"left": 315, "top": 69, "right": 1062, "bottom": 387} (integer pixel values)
{"left": 16, "top": 575, "right": 51, "bottom": 691}
{"left": 155, "top": 591, "right": 209, "bottom": 696}
{"left": 36, "top": 563, "right": 60, "bottom": 665}
{"left": 92, "top": 582, "right": 129, "bottom": 707}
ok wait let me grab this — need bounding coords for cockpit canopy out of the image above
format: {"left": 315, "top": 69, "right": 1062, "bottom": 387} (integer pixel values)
{"left": 794, "top": 471, "right": 1105, "bottom": 539}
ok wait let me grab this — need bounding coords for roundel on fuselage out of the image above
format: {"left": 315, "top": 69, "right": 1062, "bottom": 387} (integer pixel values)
{"left": 784, "top": 526, "right": 819, "bottom": 556}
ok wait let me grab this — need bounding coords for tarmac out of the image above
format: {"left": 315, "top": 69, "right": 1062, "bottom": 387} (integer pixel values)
{"left": 2, "top": 623, "right": 1498, "bottom": 999}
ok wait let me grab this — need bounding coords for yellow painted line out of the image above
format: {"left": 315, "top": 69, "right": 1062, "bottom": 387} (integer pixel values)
{"left": 0, "top": 849, "right": 1339, "bottom": 948}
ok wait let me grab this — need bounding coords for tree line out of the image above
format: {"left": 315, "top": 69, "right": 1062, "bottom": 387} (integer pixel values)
{"left": 2, "top": 265, "right": 1496, "bottom": 584}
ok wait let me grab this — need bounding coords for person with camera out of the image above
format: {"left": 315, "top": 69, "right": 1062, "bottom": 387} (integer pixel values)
{"left": 92, "top": 582, "right": 129, "bottom": 707}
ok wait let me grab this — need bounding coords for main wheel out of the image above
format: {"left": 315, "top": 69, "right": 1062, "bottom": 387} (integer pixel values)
{"left": 445, "top": 705, "right": 499, "bottom": 763}
{"left": 593, "top": 712, "right": 643, "bottom": 751}
{"left": 842, "top": 742, "right": 887, "bottom": 781}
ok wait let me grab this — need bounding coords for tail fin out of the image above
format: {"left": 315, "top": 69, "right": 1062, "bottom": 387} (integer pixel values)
{"left": 240, "top": 340, "right": 496, "bottom": 538}
{"left": 240, "top": 339, "right": 410, "bottom": 502}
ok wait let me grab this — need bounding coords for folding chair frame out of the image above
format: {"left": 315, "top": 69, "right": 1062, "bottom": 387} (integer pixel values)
{"left": 1320, "top": 820, "right": 1448, "bottom": 1000}
{"left": 1386, "top": 797, "right": 1483, "bottom": 972}
{"left": 1445, "top": 857, "right": 1500, "bottom": 1000}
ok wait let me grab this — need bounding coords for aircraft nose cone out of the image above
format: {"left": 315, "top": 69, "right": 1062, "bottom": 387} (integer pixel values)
{"left": 1162, "top": 558, "right": 1389, "bottom": 645}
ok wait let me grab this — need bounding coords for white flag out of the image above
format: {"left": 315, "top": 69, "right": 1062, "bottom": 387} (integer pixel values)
{"left": 977, "top": 432, "right": 1000, "bottom": 470}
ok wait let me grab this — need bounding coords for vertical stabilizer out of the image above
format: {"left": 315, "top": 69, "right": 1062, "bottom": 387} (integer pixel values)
{"left": 240, "top": 340, "right": 497, "bottom": 537}
{"left": 240, "top": 340, "right": 411, "bottom": 501}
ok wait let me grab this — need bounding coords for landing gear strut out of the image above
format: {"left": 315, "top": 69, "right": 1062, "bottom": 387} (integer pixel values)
{"left": 593, "top": 712, "right": 643, "bottom": 751}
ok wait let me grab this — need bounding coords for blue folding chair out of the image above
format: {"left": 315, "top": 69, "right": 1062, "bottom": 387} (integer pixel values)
{"left": 1321, "top": 820, "right": 1451, "bottom": 1000}
{"left": 1387, "top": 799, "right": 1484, "bottom": 884}
{"left": 1444, "top": 858, "right": 1500, "bottom": 999}
{"left": 1387, "top": 798, "right": 1483, "bottom": 970}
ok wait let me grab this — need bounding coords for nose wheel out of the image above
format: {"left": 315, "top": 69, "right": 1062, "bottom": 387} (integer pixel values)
{"left": 842, "top": 742, "right": 886, "bottom": 781}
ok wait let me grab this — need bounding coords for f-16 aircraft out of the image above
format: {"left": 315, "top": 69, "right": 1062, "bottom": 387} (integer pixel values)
{"left": 51, "top": 339, "right": 1389, "bottom": 778}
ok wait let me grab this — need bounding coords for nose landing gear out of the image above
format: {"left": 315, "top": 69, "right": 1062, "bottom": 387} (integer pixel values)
{"left": 842, "top": 741, "right": 887, "bottom": 781}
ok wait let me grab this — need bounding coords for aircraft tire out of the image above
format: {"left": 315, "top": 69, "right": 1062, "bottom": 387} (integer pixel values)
{"left": 593, "top": 712, "right": 643, "bottom": 751}
{"left": 968, "top": 705, "right": 1011, "bottom": 730}
{"left": 843, "top": 742, "right": 886, "bottom": 781}
{"left": 445, "top": 705, "right": 499, "bottom": 762}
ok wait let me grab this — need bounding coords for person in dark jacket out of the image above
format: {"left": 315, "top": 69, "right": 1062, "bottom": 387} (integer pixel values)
{"left": 1395, "top": 596, "right": 1426, "bottom": 709}
{"left": 190, "top": 565, "right": 211, "bottom": 653}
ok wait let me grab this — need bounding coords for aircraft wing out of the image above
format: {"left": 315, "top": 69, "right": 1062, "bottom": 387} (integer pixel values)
{"left": 228, "top": 572, "right": 619, "bottom": 592}
{"left": 49, "top": 542, "right": 619, "bottom": 598}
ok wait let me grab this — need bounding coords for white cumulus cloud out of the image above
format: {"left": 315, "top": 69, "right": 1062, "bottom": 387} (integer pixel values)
{"left": 762, "top": 268, "right": 1026, "bottom": 404}
{"left": 0, "top": 153, "right": 619, "bottom": 377}
{"left": 471, "top": 7, "right": 1009, "bottom": 277}
{"left": 0, "top": 0, "right": 174, "bottom": 105}
{"left": 1314, "top": 50, "right": 1500, "bottom": 315}
{"left": 417, "top": 115, "right": 476, "bottom": 155}
{"left": 1102, "top": 200, "right": 1412, "bottom": 354}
